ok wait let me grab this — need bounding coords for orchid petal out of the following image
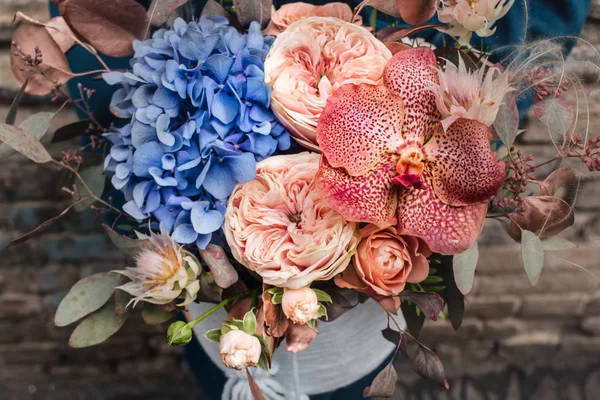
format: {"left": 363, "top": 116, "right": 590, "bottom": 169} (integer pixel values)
{"left": 317, "top": 84, "right": 405, "bottom": 177}
{"left": 397, "top": 171, "right": 487, "bottom": 255}
{"left": 316, "top": 155, "right": 398, "bottom": 227}
{"left": 383, "top": 47, "right": 440, "bottom": 142}
{"left": 425, "top": 118, "right": 506, "bottom": 206}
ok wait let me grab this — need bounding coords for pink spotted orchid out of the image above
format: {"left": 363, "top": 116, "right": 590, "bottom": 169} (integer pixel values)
{"left": 315, "top": 48, "right": 506, "bottom": 255}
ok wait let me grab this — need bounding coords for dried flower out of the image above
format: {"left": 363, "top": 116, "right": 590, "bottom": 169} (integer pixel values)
{"left": 115, "top": 230, "right": 201, "bottom": 306}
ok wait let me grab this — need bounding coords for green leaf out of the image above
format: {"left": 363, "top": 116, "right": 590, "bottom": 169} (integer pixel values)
{"left": 315, "top": 304, "right": 328, "bottom": 320}
{"left": 55, "top": 272, "right": 121, "bottom": 327}
{"left": 243, "top": 309, "right": 257, "bottom": 334}
{"left": 541, "top": 237, "right": 577, "bottom": 251}
{"left": 0, "top": 122, "right": 53, "bottom": 163}
{"left": 256, "top": 354, "right": 270, "bottom": 372}
{"left": 521, "top": 230, "right": 545, "bottom": 286}
{"left": 102, "top": 224, "right": 149, "bottom": 258}
{"left": 204, "top": 328, "right": 222, "bottom": 342}
{"left": 265, "top": 287, "right": 283, "bottom": 296}
{"left": 271, "top": 292, "right": 282, "bottom": 305}
{"left": 68, "top": 300, "right": 126, "bottom": 348}
{"left": 51, "top": 119, "right": 93, "bottom": 143}
{"left": 401, "top": 301, "right": 425, "bottom": 338}
{"left": 444, "top": 255, "right": 465, "bottom": 331}
{"left": 74, "top": 164, "right": 106, "bottom": 212}
{"left": 452, "top": 241, "right": 479, "bottom": 295}
{"left": 5, "top": 77, "right": 30, "bottom": 125}
{"left": 312, "top": 288, "right": 333, "bottom": 303}
{"left": 142, "top": 303, "right": 175, "bottom": 325}
{"left": 422, "top": 275, "right": 444, "bottom": 284}
{"left": 221, "top": 324, "right": 233, "bottom": 335}
{"left": 424, "top": 285, "right": 446, "bottom": 292}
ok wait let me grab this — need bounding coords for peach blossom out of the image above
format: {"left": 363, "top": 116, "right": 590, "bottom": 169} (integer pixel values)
{"left": 335, "top": 225, "right": 431, "bottom": 297}
{"left": 223, "top": 152, "right": 359, "bottom": 288}
{"left": 219, "top": 330, "right": 262, "bottom": 370}
{"left": 264, "top": 2, "right": 364, "bottom": 36}
{"left": 282, "top": 287, "right": 319, "bottom": 324}
{"left": 264, "top": 17, "right": 391, "bottom": 151}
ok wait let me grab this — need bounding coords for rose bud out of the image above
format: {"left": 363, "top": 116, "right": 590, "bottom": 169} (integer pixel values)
{"left": 282, "top": 287, "right": 320, "bottom": 325}
{"left": 219, "top": 330, "right": 262, "bottom": 370}
{"left": 167, "top": 321, "right": 193, "bottom": 347}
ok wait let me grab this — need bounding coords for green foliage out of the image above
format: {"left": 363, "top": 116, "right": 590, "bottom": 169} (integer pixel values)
{"left": 68, "top": 300, "right": 126, "bottom": 348}
{"left": 452, "top": 241, "right": 479, "bottom": 295}
{"left": 243, "top": 309, "right": 257, "bottom": 335}
{"left": 55, "top": 272, "right": 121, "bottom": 327}
{"left": 74, "top": 164, "right": 106, "bottom": 212}
{"left": 521, "top": 230, "right": 545, "bottom": 286}
{"left": 312, "top": 288, "right": 333, "bottom": 303}
{"left": 204, "top": 328, "right": 222, "bottom": 342}
{"left": 142, "top": 304, "right": 176, "bottom": 325}
{"left": 0, "top": 118, "right": 53, "bottom": 163}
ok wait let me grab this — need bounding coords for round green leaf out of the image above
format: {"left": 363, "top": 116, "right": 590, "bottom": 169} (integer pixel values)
{"left": 69, "top": 301, "right": 126, "bottom": 348}
{"left": 142, "top": 303, "right": 176, "bottom": 325}
{"left": 55, "top": 272, "right": 121, "bottom": 327}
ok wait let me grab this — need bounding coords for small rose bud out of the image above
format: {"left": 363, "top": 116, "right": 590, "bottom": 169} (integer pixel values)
{"left": 281, "top": 287, "right": 319, "bottom": 325}
{"left": 167, "top": 321, "right": 193, "bottom": 346}
{"left": 219, "top": 330, "right": 261, "bottom": 370}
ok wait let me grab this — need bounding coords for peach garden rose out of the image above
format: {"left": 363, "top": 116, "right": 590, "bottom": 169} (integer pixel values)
{"left": 264, "top": 2, "right": 364, "bottom": 36}
{"left": 335, "top": 225, "right": 431, "bottom": 297}
{"left": 264, "top": 17, "right": 392, "bottom": 150}
{"left": 282, "top": 287, "right": 320, "bottom": 324}
{"left": 223, "top": 152, "right": 359, "bottom": 289}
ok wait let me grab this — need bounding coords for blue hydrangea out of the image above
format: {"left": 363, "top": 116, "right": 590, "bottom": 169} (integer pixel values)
{"left": 103, "top": 16, "right": 290, "bottom": 249}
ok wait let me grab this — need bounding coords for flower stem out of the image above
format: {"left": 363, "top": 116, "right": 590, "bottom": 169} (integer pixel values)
{"left": 187, "top": 290, "right": 254, "bottom": 328}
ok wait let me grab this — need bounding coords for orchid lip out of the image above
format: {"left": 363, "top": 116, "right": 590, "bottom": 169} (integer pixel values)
{"left": 394, "top": 145, "right": 425, "bottom": 188}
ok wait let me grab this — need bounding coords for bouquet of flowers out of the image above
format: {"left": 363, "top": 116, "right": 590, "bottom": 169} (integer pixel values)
{"left": 2, "top": 0, "right": 598, "bottom": 397}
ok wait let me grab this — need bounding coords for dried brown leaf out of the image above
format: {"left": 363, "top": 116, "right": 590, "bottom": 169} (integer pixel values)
{"left": 285, "top": 322, "right": 317, "bottom": 353}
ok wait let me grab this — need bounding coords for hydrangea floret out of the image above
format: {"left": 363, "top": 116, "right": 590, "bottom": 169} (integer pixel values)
{"left": 103, "top": 16, "right": 290, "bottom": 249}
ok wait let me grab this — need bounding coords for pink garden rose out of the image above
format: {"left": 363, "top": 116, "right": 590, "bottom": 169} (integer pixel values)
{"left": 316, "top": 48, "right": 506, "bottom": 254}
{"left": 223, "top": 152, "right": 359, "bottom": 288}
{"left": 264, "top": 17, "right": 391, "bottom": 150}
{"left": 219, "top": 330, "right": 262, "bottom": 370}
{"left": 281, "top": 287, "right": 320, "bottom": 324}
{"left": 264, "top": 2, "right": 364, "bottom": 36}
{"left": 335, "top": 225, "right": 431, "bottom": 297}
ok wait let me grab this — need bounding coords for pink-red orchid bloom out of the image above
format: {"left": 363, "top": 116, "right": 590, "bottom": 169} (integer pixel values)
{"left": 315, "top": 48, "right": 506, "bottom": 255}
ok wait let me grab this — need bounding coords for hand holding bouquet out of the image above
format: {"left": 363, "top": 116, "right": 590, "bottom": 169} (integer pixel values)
{"left": 2, "top": 0, "right": 597, "bottom": 397}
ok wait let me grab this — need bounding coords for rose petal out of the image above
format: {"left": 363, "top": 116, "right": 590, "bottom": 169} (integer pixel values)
{"left": 383, "top": 47, "right": 440, "bottom": 143}
{"left": 425, "top": 118, "right": 506, "bottom": 206}
{"left": 397, "top": 171, "right": 487, "bottom": 255}
{"left": 285, "top": 322, "right": 318, "bottom": 353}
{"left": 316, "top": 155, "right": 398, "bottom": 227}
{"left": 317, "top": 83, "right": 405, "bottom": 176}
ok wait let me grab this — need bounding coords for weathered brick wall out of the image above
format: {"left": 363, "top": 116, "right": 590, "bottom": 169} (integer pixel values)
{"left": 0, "top": 2, "right": 599, "bottom": 399}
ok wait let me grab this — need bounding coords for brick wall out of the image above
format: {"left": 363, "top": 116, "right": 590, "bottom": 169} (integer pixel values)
{"left": 0, "top": 2, "right": 599, "bottom": 399}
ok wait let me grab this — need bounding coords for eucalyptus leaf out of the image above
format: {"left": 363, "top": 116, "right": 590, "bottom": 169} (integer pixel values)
{"left": 521, "top": 230, "right": 545, "bottom": 286}
{"left": 541, "top": 236, "right": 577, "bottom": 251}
{"left": 493, "top": 92, "right": 520, "bottom": 147}
{"left": 147, "top": 0, "right": 189, "bottom": 27}
{"left": 68, "top": 300, "right": 126, "bottom": 348}
{"left": 0, "top": 123, "right": 53, "bottom": 163}
{"left": 142, "top": 303, "right": 175, "bottom": 325}
{"left": 55, "top": 272, "right": 121, "bottom": 327}
{"left": 102, "top": 224, "right": 150, "bottom": 258}
{"left": 74, "top": 164, "right": 106, "bottom": 212}
{"left": 444, "top": 256, "right": 465, "bottom": 331}
{"left": 232, "top": 0, "right": 271, "bottom": 28}
{"left": 452, "top": 241, "right": 479, "bottom": 295}
{"left": 2, "top": 112, "right": 54, "bottom": 158}
{"left": 363, "top": 362, "right": 398, "bottom": 397}
{"left": 114, "top": 288, "right": 131, "bottom": 316}
{"left": 51, "top": 119, "right": 93, "bottom": 143}
{"left": 5, "top": 77, "right": 30, "bottom": 125}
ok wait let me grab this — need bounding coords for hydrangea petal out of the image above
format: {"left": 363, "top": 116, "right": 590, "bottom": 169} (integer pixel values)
{"left": 396, "top": 171, "right": 487, "bottom": 255}
{"left": 317, "top": 84, "right": 405, "bottom": 177}
{"left": 316, "top": 155, "right": 398, "bottom": 227}
{"left": 425, "top": 118, "right": 506, "bottom": 206}
{"left": 383, "top": 47, "right": 440, "bottom": 143}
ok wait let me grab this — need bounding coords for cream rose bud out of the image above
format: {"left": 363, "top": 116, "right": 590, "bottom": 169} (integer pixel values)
{"left": 219, "top": 330, "right": 262, "bottom": 370}
{"left": 282, "top": 287, "right": 320, "bottom": 324}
